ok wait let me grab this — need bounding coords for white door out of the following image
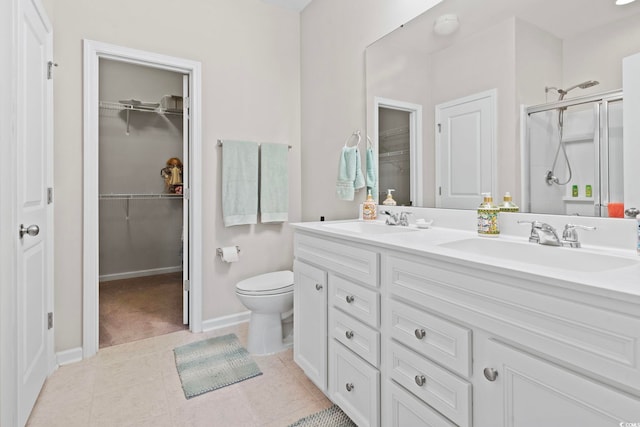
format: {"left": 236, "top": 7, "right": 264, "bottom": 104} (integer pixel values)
{"left": 436, "top": 90, "right": 496, "bottom": 209}
{"left": 17, "top": 0, "right": 53, "bottom": 424}
{"left": 476, "top": 339, "right": 640, "bottom": 427}
{"left": 293, "top": 260, "right": 327, "bottom": 391}
{"left": 182, "top": 75, "right": 190, "bottom": 325}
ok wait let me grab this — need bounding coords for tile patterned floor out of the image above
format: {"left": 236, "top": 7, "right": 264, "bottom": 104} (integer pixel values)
{"left": 27, "top": 323, "right": 332, "bottom": 427}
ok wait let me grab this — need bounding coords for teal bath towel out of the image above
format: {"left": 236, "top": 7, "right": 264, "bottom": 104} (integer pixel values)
{"left": 366, "top": 147, "right": 378, "bottom": 200}
{"left": 336, "top": 146, "right": 365, "bottom": 201}
{"left": 260, "top": 143, "right": 289, "bottom": 223}
{"left": 222, "top": 140, "right": 259, "bottom": 227}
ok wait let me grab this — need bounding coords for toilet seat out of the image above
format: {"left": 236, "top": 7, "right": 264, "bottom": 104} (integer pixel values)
{"left": 236, "top": 270, "right": 294, "bottom": 296}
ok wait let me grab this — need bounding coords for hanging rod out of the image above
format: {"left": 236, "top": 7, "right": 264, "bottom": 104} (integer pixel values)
{"left": 99, "top": 193, "right": 183, "bottom": 200}
{"left": 217, "top": 140, "right": 292, "bottom": 150}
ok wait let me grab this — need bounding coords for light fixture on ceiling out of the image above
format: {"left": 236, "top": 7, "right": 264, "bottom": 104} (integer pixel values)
{"left": 616, "top": 0, "right": 636, "bottom": 5}
{"left": 433, "top": 14, "right": 460, "bottom": 36}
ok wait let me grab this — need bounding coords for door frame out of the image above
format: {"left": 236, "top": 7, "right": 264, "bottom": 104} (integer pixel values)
{"left": 82, "top": 40, "right": 203, "bottom": 358}
{"left": 373, "top": 97, "right": 423, "bottom": 206}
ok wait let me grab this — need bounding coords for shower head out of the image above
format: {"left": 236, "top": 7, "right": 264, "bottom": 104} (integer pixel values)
{"left": 557, "top": 80, "right": 599, "bottom": 100}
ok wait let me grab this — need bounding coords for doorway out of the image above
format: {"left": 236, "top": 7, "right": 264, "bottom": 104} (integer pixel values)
{"left": 83, "top": 40, "right": 203, "bottom": 358}
{"left": 98, "top": 59, "right": 188, "bottom": 347}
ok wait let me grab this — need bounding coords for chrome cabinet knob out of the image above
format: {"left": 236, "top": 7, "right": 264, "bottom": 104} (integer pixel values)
{"left": 483, "top": 367, "right": 498, "bottom": 382}
{"left": 345, "top": 295, "right": 355, "bottom": 303}
{"left": 315, "top": 283, "right": 323, "bottom": 291}
{"left": 345, "top": 383, "right": 354, "bottom": 392}
{"left": 19, "top": 224, "right": 40, "bottom": 238}
{"left": 414, "top": 328, "right": 426, "bottom": 339}
{"left": 345, "top": 330, "right": 354, "bottom": 339}
{"left": 415, "top": 375, "right": 426, "bottom": 387}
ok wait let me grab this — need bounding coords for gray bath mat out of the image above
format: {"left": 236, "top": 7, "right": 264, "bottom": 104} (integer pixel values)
{"left": 174, "top": 333, "right": 262, "bottom": 399}
{"left": 288, "top": 404, "right": 356, "bottom": 427}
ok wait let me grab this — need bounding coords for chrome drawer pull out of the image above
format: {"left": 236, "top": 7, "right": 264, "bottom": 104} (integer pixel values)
{"left": 483, "top": 367, "right": 498, "bottom": 382}
{"left": 414, "top": 328, "right": 426, "bottom": 339}
{"left": 414, "top": 375, "right": 426, "bottom": 387}
{"left": 346, "top": 295, "right": 355, "bottom": 303}
{"left": 345, "top": 383, "right": 354, "bottom": 392}
{"left": 345, "top": 330, "right": 354, "bottom": 339}
{"left": 315, "top": 283, "right": 323, "bottom": 291}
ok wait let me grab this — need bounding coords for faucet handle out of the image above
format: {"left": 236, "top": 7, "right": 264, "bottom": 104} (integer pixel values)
{"left": 517, "top": 220, "right": 542, "bottom": 243}
{"left": 561, "top": 224, "right": 596, "bottom": 248}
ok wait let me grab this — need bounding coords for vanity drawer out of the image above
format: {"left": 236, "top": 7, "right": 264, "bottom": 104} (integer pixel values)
{"left": 294, "top": 233, "right": 378, "bottom": 287}
{"left": 388, "top": 341, "right": 471, "bottom": 427}
{"left": 330, "top": 274, "right": 379, "bottom": 328}
{"left": 330, "top": 340, "right": 380, "bottom": 427}
{"left": 330, "top": 307, "right": 380, "bottom": 367}
{"left": 388, "top": 299, "right": 471, "bottom": 377}
{"left": 385, "top": 381, "right": 456, "bottom": 427}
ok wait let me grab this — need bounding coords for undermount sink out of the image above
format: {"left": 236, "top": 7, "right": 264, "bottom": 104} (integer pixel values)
{"left": 439, "top": 238, "right": 638, "bottom": 273}
{"left": 322, "top": 221, "right": 419, "bottom": 235}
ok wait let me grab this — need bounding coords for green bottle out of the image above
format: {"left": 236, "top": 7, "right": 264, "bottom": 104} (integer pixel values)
{"left": 572, "top": 185, "right": 578, "bottom": 197}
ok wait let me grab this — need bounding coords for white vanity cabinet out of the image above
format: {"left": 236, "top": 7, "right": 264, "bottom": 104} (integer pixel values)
{"left": 293, "top": 232, "right": 381, "bottom": 427}
{"left": 384, "top": 252, "right": 640, "bottom": 427}
{"left": 293, "top": 226, "right": 640, "bottom": 427}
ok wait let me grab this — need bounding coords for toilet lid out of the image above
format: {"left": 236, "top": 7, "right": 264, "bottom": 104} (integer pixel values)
{"left": 236, "top": 270, "right": 294, "bottom": 294}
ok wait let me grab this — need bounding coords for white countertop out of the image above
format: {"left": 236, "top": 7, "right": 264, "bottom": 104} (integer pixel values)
{"left": 292, "top": 219, "right": 640, "bottom": 303}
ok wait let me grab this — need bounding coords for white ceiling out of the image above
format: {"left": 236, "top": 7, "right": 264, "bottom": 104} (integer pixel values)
{"left": 261, "top": 0, "right": 313, "bottom": 12}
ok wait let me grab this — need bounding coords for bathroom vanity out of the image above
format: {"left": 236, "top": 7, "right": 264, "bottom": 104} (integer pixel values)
{"left": 292, "top": 215, "right": 640, "bottom": 427}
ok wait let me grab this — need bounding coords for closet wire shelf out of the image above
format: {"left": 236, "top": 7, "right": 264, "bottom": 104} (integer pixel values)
{"left": 99, "top": 193, "right": 183, "bottom": 200}
{"left": 99, "top": 101, "right": 183, "bottom": 116}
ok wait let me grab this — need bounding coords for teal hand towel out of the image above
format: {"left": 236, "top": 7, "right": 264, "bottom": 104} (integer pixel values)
{"left": 222, "top": 140, "right": 259, "bottom": 227}
{"left": 366, "top": 147, "right": 378, "bottom": 200}
{"left": 336, "top": 146, "right": 365, "bottom": 201}
{"left": 260, "top": 143, "right": 289, "bottom": 223}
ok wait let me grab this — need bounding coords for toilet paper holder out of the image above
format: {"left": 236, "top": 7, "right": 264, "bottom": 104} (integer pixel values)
{"left": 216, "top": 246, "right": 240, "bottom": 258}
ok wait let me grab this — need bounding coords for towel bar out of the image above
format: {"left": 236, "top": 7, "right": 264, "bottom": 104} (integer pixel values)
{"left": 217, "top": 139, "right": 291, "bottom": 150}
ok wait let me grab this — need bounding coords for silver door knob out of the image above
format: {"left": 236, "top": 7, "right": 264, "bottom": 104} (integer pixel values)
{"left": 346, "top": 295, "right": 355, "bottom": 303}
{"left": 19, "top": 224, "right": 40, "bottom": 238}
{"left": 414, "top": 328, "right": 426, "bottom": 339}
{"left": 345, "top": 330, "right": 354, "bottom": 339}
{"left": 415, "top": 375, "right": 426, "bottom": 387}
{"left": 345, "top": 383, "right": 354, "bottom": 392}
{"left": 315, "top": 283, "right": 323, "bottom": 291}
{"left": 483, "top": 367, "right": 498, "bottom": 382}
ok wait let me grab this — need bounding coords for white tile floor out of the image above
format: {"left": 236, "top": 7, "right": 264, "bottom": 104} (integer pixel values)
{"left": 27, "top": 323, "right": 333, "bottom": 427}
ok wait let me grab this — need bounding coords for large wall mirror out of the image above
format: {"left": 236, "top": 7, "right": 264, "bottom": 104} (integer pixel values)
{"left": 366, "top": 0, "right": 640, "bottom": 217}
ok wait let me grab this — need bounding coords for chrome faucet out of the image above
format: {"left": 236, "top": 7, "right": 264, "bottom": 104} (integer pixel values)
{"left": 518, "top": 220, "right": 561, "bottom": 246}
{"left": 561, "top": 224, "right": 596, "bottom": 248}
{"left": 382, "top": 210, "right": 412, "bottom": 226}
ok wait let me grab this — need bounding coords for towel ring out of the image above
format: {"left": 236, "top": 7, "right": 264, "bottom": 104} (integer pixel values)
{"left": 366, "top": 135, "right": 374, "bottom": 149}
{"left": 344, "top": 130, "right": 361, "bottom": 148}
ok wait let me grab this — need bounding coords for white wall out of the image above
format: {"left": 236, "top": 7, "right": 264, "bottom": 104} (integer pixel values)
{"left": 300, "top": 0, "right": 443, "bottom": 221}
{"left": 49, "top": 0, "right": 301, "bottom": 352}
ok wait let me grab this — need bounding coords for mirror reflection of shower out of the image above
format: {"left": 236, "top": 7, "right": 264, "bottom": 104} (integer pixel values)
{"left": 544, "top": 80, "right": 600, "bottom": 185}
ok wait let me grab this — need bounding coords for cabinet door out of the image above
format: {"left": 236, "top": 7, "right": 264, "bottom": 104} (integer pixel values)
{"left": 294, "top": 260, "right": 328, "bottom": 391}
{"left": 476, "top": 339, "right": 640, "bottom": 427}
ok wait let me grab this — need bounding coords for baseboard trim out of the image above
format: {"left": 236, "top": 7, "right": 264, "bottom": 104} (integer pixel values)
{"left": 56, "top": 347, "right": 83, "bottom": 366}
{"left": 202, "top": 311, "right": 250, "bottom": 332}
{"left": 99, "top": 266, "right": 182, "bottom": 282}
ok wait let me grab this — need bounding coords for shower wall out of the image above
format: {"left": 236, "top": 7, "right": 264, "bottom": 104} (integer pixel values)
{"left": 99, "top": 60, "right": 184, "bottom": 280}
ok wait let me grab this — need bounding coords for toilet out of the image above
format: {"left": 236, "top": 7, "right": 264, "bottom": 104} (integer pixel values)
{"left": 235, "top": 270, "right": 294, "bottom": 355}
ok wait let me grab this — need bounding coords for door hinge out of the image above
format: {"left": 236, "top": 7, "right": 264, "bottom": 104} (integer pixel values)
{"left": 183, "top": 96, "right": 190, "bottom": 119}
{"left": 439, "top": 186, "right": 442, "bottom": 196}
{"left": 47, "top": 187, "right": 53, "bottom": 204}
{"left": 47, "top": 61, "right": 58, "bottom": 80}
{"left": 437, "top": 123, "right": 442, "bottom": 133}
{"left": 183, "top": 187, "right": 190, "bottom": 200}
{"left": 48, "top": 312, "right": 53, "bottom": 329}
{"left": 183, "top": 279, "right": 190, "bottom": 292}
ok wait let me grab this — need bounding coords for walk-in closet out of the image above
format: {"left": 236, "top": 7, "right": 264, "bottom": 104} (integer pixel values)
{"left": 98, "top": 59, "right": 189, "bottom": 348}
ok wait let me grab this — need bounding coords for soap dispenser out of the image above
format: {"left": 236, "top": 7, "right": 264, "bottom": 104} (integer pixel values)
{"left": 382, "top": 189, "right": 397, "bottom": 206}
{"left": 477, "top": 192, "right": 500, "bottom": 237}
{"left": 499, "top": 192, "right": 519, "bottom": 213}
{"left": 362, "top": 189, "right": 377, "bottom": 221}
